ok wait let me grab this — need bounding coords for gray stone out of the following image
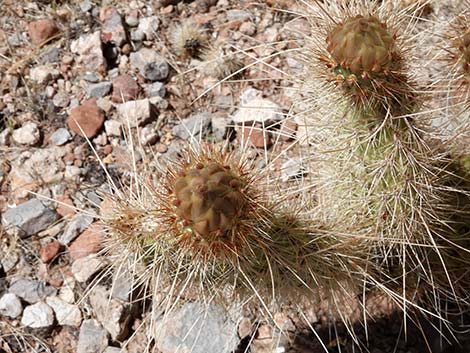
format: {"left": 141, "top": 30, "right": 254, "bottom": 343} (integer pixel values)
{"left": 104, "top": 120, "right": 122, "bottom": 137}
{"left": 82, "top": 72, "right": 101, "bottom": 83}
{"left": 2, "top": 199, "right": 59, "bottom": 238}
{"left": 21, "top": 302, "right": 55, "bottom": 329}
{"left": 104, "top": 348, "right": 126, "bottom": 353}
{"left": 172, "top": 112, "right": 211, "bottom": 140}
{"left": 71, "top": 254, "right": 105, "bottom": 283}
{"left": 77, "top": 319, "right": 109, "bottom": 353}
{"left": 59, "top": 213, "right": 93, "bottom": 245}
{"left": 38, "top": 47, "right": 60, "bottom": 64}
{"left": 12, "top": 122, "right": 40, "bottom": 145}
{"left": 86, "top": 81, "right": 112, "bottom": 98}
{"left": 111, "top": 266, "right": 134, "bottom": 302}
{"left": 9, "top": 279, "right": 57, "bottom": 304}
{"left": 145, "top": 82, "right": 166, "bottom": 98}
{"left": 130, "top": 48, "right": 169, "bottom": 81}
{"left": 0, "top": 293, "right": 23, "bottom": 318}
{"left": 126, "top": 14, "right": 139, "bottom": 27}
{"left": 101, "top": 8, "right": 127, "bottom": 47}
{"left": 90, "top": 285, "right": 135, "bottom": 341}
{"left": 281, "top": 158, "right": 306, "bottom": 182}
{"left": 211, "top": 114, "right": 231, "bottom": 141}
{"left": 116, "top": 99, "right": 154, "bottom": 127}
{"left": 139, "top": 126, "right": 158, "bottom": 146}
{"left": 0, "top": 129, "right": 10, "bottom": 145}
{"left": 137, "top": 16, "right": 159, "bottom": 40}
{"left": 52, "top": 92, "right": 70, "bottom": 108}
{"left": 46, "top": 296, "right": 82, "bottom": 327}
{"left": 154, "top": 302, "right": 239, "bottom": 353}
{"left": 130, "top": 29, "right": 145, "bottom": 42}
{"left": 71, "top": 31, "right": 106, "bottom": 72}
{"left": 227, "top": 9, "right": 251, "bottom": 22}
{"left": 80, "top": 0, "right": 93, "bottom": 12}
{"left": 50, "top": 128, "right": 72, "bottom": 146}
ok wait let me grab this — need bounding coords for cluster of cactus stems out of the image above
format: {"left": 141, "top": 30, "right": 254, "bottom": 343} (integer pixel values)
{"left": 96, "top": 0, "right": 470, "bottom": 346}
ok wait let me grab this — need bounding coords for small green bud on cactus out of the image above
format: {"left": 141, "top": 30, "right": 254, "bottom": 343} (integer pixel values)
{"left": 173, "top": 161, "right": 246, "bottom": 237}
{"left": 327, "top": 15, "right": 396, "bottom": 77}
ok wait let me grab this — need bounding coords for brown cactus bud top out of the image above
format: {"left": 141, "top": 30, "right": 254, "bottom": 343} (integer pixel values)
{"left": 173, "top": 161, "right": 246, "bottom": 237}
{"left": 326, "top": 15, "right": 396, "bottom": 76}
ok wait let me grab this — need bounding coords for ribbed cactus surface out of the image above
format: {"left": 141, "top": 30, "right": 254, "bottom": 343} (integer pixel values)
{"left": 326, "top": 15, "right": 395, "bottom": 76}
{"left": 173, "top": 161, "right": 245, "bottom": 237}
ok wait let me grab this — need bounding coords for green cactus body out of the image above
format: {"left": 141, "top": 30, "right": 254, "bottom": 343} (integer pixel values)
{"left": 173, "top": 161, "right": 246, "bottom": 238}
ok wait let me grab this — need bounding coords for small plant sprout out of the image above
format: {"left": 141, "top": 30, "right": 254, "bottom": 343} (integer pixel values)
{"left": 171, "top": 20, "right": 210, "bottom": 59}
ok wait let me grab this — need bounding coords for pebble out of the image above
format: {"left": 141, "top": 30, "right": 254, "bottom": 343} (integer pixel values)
{"left": 86, "top": 81, "right": 112, "bottom": 98}
{"left": 40, "top": 240, "right": 61, "bottom": 263}
{"left": 50, "top": 128, "right": 72, "bottom": 146}
{"left": 227, "top": 9, "right": 251, "bottom": 22}
{"left": 46, "top": 296, "right": 82, "bottom": 327}
{"left": 111, "top": 266, "right": 134, "bottom": 301}
{"left": 0, "top": 129, "right": 10, "bottom": 145}
{"left": 30, "top": 65, "right": 59, "bottom": 84}
{"left": 67, "top": 98, "right": 105, "bottom": 138}
{"left": 172, "top": 112, "right": 211, "bottom": 140}
{"left": 126, "top": 13, "right": 139, "bottom": 27}
{"left": 70, "top": 31, "right": 107, "bottom": 73}
{"left": 137, "top": 16, "right": 159, "bottom": 40}
{"left": 104, "top": 347, "right": 126, "bottom": 353}
{"left": 130, "top": 48, "right": 169, "bottom": 81}
{"left": 12, "top": 122, "right": 40, "bottom": 145}
{"left": 139, "top": 125, "right": 159, "bottom": 145}
{"left": 59, "top": 213, "right": 94, "bottom": 245}
{"left": 116, "top": 99, "right": 154, "bottom": 127}
{"left": 2, "top": 198, "right": 59, "bottom": 238}
{"left": 56, "top": 195, "right": 76, "bottom": 218}
{"left": 90, "top": 285, "right": 135, "bottom": 341}
{"left": 52, "top": 92, "right": 70, "bottom": 107}
{"left": 238, "top": 124, "right": 272, "bottom": 149}
{"left": 21, "top": 302, "right": 55, "bottom": 329}
{"left": 145, "top": 81, "right": 166, "bottom": 98}
{"left": 9, "top": 279, "right": 57, "bottom": 304}
{"left": 100, "top": 7, "right": 127, "bottom": 47}
{"left": 281, "top": 158, "right": 305, "bottom": 182}
{"left": 80, "top": 0, "right": 93, "bottom": 12}
{"left": 28, "top": 19, "right": 59, "bottom": 46}
{"left": 232, "top": 97, "right": 283, "bottom": 124}
{"left": 68, "top": 225, "right": 103, "bottom": 260}
{"left": 0, "top": 293, "right": 23, "bottom": 318}
{"left": 77, "top": 320, "right": 109, "bottom": 353}
{"left": 104, "top": 119, "right": 122, "bottom": 137}
{"left": 71, "top": 254, "right": 105, "bottom": 282}
{"left": 154, "top": 302, "right": 239, "bottom": 353}
{"left": 112, "top": 74, "right": 140, "bottom": 103}
{"left": 211, "top": 113, "right": 231, "bottom": 141}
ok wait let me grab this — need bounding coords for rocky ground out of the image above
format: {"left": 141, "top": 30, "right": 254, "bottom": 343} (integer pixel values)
{"left": 0, "top": 0, "right": 469, "bottom": 352}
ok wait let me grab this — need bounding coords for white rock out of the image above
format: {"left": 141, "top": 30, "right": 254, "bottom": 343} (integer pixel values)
{"left": 50, "top": 128, "right": 71, "bottom": 146}
{"left": 137, "top": 16, "right": 159, "bottom": 40}
{"left": 281, "top": 158, "right": 305, "bottom": 182}
{"left": 104, "top": 120, "right": 122, "bottom": 137}
{"left": 0, "top": 293, "right": 23, "bottom": 318}
{"left": 21, "top": 302, "right": 55, "bottom": 329}
{"left": 139, "top": 126, "right": 158, "bottom": 145}
{"left": 65, "top": 165, "right": 82, "bottom": 180}
{"left": 71, "top": 254, "right": 105, "bottom": 282}
{"left": 71, "top": 31, "right": 106, "bottom": 72}
{"left": 116, "top": 99, "right": 153, "bottom": 127}
{"left": 30, "top": 65, "right": 59, "bottom": 84}
{"left": 232, "top": 98, "right": 283, "bottom": 124}
{"left": 46, "top": 296, "right": 82, "bottom": 327}
{"left": 59, "top": 276, "right": 76, "bottom": 303}
{"left": 12, "top": 122, "right": 40, "bottom": 145}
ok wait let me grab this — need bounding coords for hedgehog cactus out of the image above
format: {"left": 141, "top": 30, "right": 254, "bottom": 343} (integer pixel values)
{"left": 458, "top": 29, "right": 470, "bottom": 77}
{"left": 173, "top": 161, "right": 246, "bottom": 243}
{"left": 326, "top": 15, "right": 396, "bottom": 78}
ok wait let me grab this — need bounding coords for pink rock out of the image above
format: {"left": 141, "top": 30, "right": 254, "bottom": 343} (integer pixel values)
{"left": 67, "top": 99, "right": 105, "bottom": 138}
{"left": 100, "top": 7, "right": 127, "bottom": 47}
{"left": 112, "top": 74, "right": 140, "bottom": 103}
{"left": 40, "top": 240, "right": 61, "bottom": 263}
{"left": 28, "top": 19, "right": 59, "bottom": 46}
{"left": 68, "top": 225, "right": 103, "bottom": 260}
{"left": 56, "top": 195, "right": 76, "bottom": 218}
{"left": 238, "top": 125, "right": 272, "bottom": 149}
